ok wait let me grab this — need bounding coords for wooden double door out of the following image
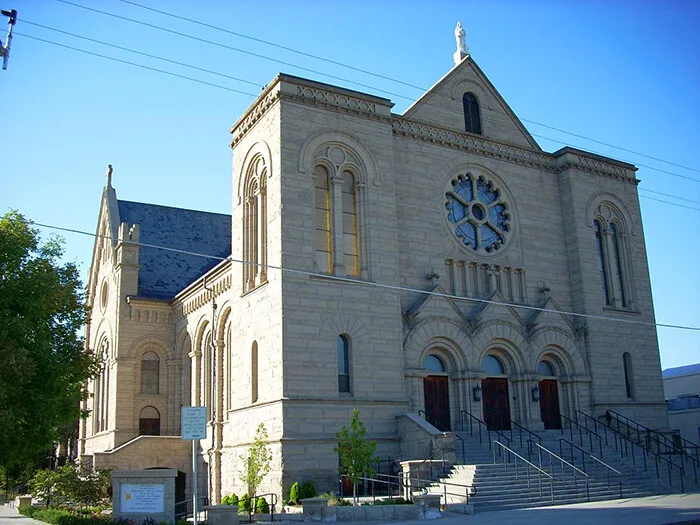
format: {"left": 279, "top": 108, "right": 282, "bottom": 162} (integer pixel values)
{"left": 424, "top": 375, "right": 450, "bottom": 431}
{"left": 482, "top": 378, "right": 511, "bottom": 431}
{"left": 539, "top": 379, "right": 561, "bottom": 430}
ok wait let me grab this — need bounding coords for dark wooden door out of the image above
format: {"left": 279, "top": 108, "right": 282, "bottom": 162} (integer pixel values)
{"left": 539, "top": 379, "right": 561, "bottom": 430}
{"left": 424, "top": 376, "right": 450, "bottom": 431}
{"left": 482, "top": 378, "right": 511, "bottom": 431}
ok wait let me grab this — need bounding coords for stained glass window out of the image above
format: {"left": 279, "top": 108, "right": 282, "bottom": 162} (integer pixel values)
{"left": 445, "top": 173, "right": 509, "bottom": 253}
{"left": 463, "top": 93, "right": 482, "bottom": 134}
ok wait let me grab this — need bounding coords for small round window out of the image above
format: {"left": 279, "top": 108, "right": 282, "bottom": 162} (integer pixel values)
{"left": 100, "top": 281, "right": 108, "bottom": 312}
{"left": 445, "top": 172, "right": 510, "bottom": 253}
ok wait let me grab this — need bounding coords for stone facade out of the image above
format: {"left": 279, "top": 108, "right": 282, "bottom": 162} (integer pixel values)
{"left": 79, "top": 53, "right": 667, "bottom": 504}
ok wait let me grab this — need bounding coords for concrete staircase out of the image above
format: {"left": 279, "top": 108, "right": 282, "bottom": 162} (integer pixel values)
{"left": 420, "top": 422, "right": 682, "bottom": 513}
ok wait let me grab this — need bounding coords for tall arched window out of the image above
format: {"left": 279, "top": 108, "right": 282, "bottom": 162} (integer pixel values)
{"left": 139, "top": 406, "right": 161, "bottom": 436}
{"left": 338, "top": 335, "right": 350, "bottom": 393}
{"left": 463, "top": 93, "right": 482, "bottom": 135}
{"left": 594, "top": 220, "right": 611, "bottom": 305}
{"left": 341, "top": 171, "right": 359, "bottom": 276}
{"left": 623, "top": 352, "right": 635, "bottom": 399}
{"left": 243, "top": 156, "right": 267, "bottom": 293}
{"left": 314, "top": 165, "right": 332, "bottom": 273}
{"left": 251, "top": 341, "right": 259, "bottom": 403}
{"left": 312, "top": 145, "right": 365, "bottom": 278}
{"left": 611, "top": 223, "right": 626, "bottom": 306}
{"left": 140, "top": 351, "right": 159, "bottom": 395}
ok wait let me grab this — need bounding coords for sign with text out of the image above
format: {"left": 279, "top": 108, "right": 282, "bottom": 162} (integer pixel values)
{"left": 120, "top": 483, "right": 165, "bottom": 513}
{"left": 181, "top": 406, "right": 207, "bottom": 440}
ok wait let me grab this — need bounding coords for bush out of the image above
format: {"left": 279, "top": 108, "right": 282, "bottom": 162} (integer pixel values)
{"left": 19, "top": 505, "right": 37, "bottom": 517}
{"left": 255, "top": 497, "right": 269, "bottom": 514}
{"left": 220, "top": 493, "right": 238, "bottom": 506}
{"left": 32, "top": 508, "right": 73, "bottom": 525}
{"left": 318, "top": 493, "right": 349, "bottom": 507}
{"left": 238, "top": 494, "right": 251, "bottom": 512}
{"left": 300, "top": 481, "right": 316, "bottom": 499}
{"left": 56, "top": 515, "right": 110, "bottom": 525}
{"left": 288, "top": 482, "right": 301, "bottom": 505}
{"left": 373, "top": 497, "right": 412, "bottom": 505}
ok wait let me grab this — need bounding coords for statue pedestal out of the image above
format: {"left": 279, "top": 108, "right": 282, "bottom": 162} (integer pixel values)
{"left": 453, "top": 50, "right": 467, "bottom": 65}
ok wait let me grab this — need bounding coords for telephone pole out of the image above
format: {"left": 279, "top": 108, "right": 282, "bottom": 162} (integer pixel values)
{"left": 0, "top": 8, "right": 17, "bottom": 71}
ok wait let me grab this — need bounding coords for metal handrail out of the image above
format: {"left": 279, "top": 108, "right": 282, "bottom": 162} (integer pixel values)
{"left": 528, "top": 440, "right": 590, "bottom": 502}
{"left": 511, "top": 420, "right": 542, "bottom": 448}
{"left": 561, "top": 414, "right": 605, "bottom": 455}
{"left": 247, "top": 492, "right": 277, "bottom": 522}
{"left": 577, "top": 410, "right": 686, "bottom": 491}
{"left": 492, "top": 440, "right": 554, "bottom": 502}
{"left": 559, "top": 438, "right": 622, "bottom": 498}
{"left": 355, "top": 472, "right": 475, "bottom": 506}
{"left": 175, "top": 496, "right": 209, "bottom": 520}
{"left": 460, "top": 410, "right": 511, "bottom": 451}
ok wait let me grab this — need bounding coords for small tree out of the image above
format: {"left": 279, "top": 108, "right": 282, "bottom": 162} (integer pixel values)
{"left": 241, "top": 423, "right": 272, "bottom": 497}
{"left": 334, "top": 408, "right": 378, "bottom": 506}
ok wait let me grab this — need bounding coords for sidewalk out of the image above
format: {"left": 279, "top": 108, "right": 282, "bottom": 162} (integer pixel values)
{"left": 1, "top": 494, "right": 699, "bottom": 525}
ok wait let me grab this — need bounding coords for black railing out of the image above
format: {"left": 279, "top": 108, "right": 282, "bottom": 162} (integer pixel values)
{"left": 492, "top": 441, "right": 554, "bottom": 502}
{"left": 576, "top": 410, "right": 686, "bottom": 491}
{"left": 459, "top": 410, "right": 512, "bottom": 452}
{"left": 175, "top": 496, "right": 209, "bottom": 520}
{"left": 510, "top": 420, "right": 542, "bottom": 449}
{"left": 559, "top": 438, "right": 622, "bottom": 498}
{"left": 246, "top": 492, "right": 277, "bottom": 522}
{"left": 560, "top": 414, "right": 605, "bottom": 456}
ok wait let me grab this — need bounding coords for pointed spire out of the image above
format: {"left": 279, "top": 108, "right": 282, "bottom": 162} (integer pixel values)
{"left": 106, "top": 164, "right": 113, "bottom": 188}
{"left": 454, "top": 21, "right": 469, "bottom": 65}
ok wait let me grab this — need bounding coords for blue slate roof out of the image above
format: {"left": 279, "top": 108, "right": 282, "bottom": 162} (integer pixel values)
{"left": 117, "top": 200, "right": 231, "bottom": 300}
{"left": 663, "top": 363, "right": 700, "bottom": 379}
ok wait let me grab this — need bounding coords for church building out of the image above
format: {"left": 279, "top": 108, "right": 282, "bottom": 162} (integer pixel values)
{"left": 78, "top": 25, "right": 668, "bottom": 504}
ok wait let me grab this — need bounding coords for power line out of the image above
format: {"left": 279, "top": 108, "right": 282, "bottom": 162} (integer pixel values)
{"left": 16, "top": 33, "right": 258, "bottom": 97}
{"left": 22, "top": 20, "right": 265, "bottom": 90}
{"left": 25, "top": 218, "right": 700, "bottom": 333}
{"left": 638, "top": 188, "right": 700, "bottom": 205}
{"left": 100, "top": 0, "right": 700, "bottom": 179}
{"left": 16, "top": 32, "right": 700, "bottom": 212}
{"left": 116, "top": 0, "right": 426, "bottom": 93}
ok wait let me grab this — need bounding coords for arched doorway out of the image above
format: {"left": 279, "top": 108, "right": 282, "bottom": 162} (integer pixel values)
{"left": 538, "top": 360, "right": 561, "bottom": 429}
{"left": 422, "top": 355, "right": 450, "bottom": 431}
{"left": 139, "top": 406, "right": 161, "bottom": 436}
{"left": 481, "top": 355, "right": 510, "bottom": 431}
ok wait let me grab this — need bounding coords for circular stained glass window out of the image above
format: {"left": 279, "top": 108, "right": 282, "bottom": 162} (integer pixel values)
{"left": 445, "top": 173, "right": 510, "bottom": 253}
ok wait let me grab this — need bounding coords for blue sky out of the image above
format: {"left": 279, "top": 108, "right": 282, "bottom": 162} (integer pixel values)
{"left": 1, "top": 0, "right": 698, "bottom": 369}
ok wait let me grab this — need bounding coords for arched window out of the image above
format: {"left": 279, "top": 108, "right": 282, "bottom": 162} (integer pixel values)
{"left": 623, "top": 352, "right": 635, "bottom": 399}
{"left": 251, "top": 341, "right": 259, "bottom": 403}
{"left": 538, "top": 361, "right": 555, "bottom": 376}
{"left": 337, "top": 335, "right": 351, "bottom": 393}
{"left": 139, "top": 406, "right": 160, "bottom": 436}
{"left": 422, "top": 355, "right": 446, "bottom": 373}
{"left": 594, "top": 220, "right": 611, "bottom": 305}
{"left": 140, "top": 351, "right": 159, "bottom": 395}
{"left": 243, "top": 156, "right": 267, "bottom": 293}
{"left": 462, "top": 93, "right": 482, "bottom": 135}
{"left": 342, "top": 171, "right": 359, "bottom": 276}
{"left": 592, "top": 203, "right": 633, "bottom": 309}
{"left": 481, "top": 355, "right": 505, "bottom": 375}
{"left": 312, "top": 145, "right": 365, "bottom": 278}
{"left": 314, "top": 165, "right": 332, "bottom": 273}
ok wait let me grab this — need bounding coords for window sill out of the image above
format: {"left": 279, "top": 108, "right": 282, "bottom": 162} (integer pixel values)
{"left": 310, "top": 273, "right": 371, "bottom": 286}
{"left": 602, "top": 306, "right": 641, "bottom": 315}
{"left": 241, "top": 279, "right": 269, "bottom": 298}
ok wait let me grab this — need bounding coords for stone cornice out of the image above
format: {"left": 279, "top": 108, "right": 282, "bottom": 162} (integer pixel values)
{"left": 173, "top": 260, "right": 233, "bottom": 320}
{"left": 230, "top": 88, "right": 281, "bottom": 148}
{"left": 392, "top": 117, "right": 638, "bottom": 184}
{"left": 278, "top": 87, "right": 392, "bottom": 124}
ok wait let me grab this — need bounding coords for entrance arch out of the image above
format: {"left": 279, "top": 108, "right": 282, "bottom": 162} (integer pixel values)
{"left": 422, "top": 355, "right": 450, "bottom": 431}
{"left": 537, "top": 360, "right": 561, "bottom": 429}
{"left": 481, "top": 355, "right": 511, "bottom": 431}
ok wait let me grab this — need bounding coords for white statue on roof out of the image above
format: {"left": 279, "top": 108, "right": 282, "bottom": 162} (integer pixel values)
{"left": 454, "top": 21, "right": 469, "bottom": 65}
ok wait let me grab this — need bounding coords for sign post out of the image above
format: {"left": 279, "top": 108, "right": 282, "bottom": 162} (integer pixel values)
{"left": 181, "top": 407, "right": 207, "bottom": 525}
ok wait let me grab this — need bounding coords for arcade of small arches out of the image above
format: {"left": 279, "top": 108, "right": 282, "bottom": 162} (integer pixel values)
{"left": 408, "top": 340, "right": 587, "bottom": 433}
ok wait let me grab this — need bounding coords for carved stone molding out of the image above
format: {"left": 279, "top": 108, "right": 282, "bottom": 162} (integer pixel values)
{"left": 230, "top": 90, "right": 281, "bottom": 148}
{"left": 176, "top": 273, "right": 232, "bottom": 320}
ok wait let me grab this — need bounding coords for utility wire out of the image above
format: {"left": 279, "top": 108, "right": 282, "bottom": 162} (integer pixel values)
{"left": 25, "top": 218, "right": 700, "bottom": 333}
{"left": 22, "top": 20, "right": 265, "bottom": 90}
{"left": 15, "top": 33, "right": 700, "bottom": 212}
{"left": 109, "top": 0, "right": 700, "bottom": 178}
{"left": 16, "top": 33, "right": 259, "bottom": 97}
{"left": 638, "top": 188, "right": 700, "bottom": 206}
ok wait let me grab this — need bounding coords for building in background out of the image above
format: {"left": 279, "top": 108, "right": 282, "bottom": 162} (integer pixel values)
{"left": 663, "top": 364, "right": 700, "bottom": 445}
{"left": 78, "top": 26, "right": 669, "bottom": 503}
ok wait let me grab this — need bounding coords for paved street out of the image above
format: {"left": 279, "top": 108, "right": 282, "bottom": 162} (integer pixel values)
{"left": 2, "top": 494, "right": 699, "bottom": 525}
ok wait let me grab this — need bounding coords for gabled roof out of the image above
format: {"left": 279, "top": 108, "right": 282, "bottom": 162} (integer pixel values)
{"left": 117, "top": 200, "right": 231, "bottom": 301}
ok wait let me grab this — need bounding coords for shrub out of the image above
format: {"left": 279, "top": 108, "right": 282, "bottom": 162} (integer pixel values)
{"left": 238, "top": 494, "right": 251, "bottom": 512}
{"left": 221, "top": 493, "right": 238, "bottom": 506}
{"left": 56, "top": 515, "right": 110, "bottom": 525}
{"left": 19, "top": 505, "right": 37, "bottom": 517}
{"left": 300, "top": 481, "right": 316, "bottom": 499}
{"left": 373, "top": 497, "right": 412, "bottom": 505}
{"left": 32, "top": 508, "right": 72, "bottom": 525}
{"left": 288, "top": 482, "right": 301, "bottom": 505}
{"left": 255, "top": 497, "right": 269, "bottom": 514}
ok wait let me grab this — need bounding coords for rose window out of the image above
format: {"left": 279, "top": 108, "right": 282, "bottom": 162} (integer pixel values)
{"left": 445, "top": 173, "right": 509, "bottom": 253}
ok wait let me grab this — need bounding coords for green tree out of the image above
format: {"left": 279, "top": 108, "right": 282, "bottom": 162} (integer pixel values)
{"left": 241, "top": 423, "right": 272, "bottom": 497}
{"left": 334, "top": 408, "right": 378, "bottom": 505}
{"left": 0, "top": 212, "right": 98, "bottom": 484}
{"left": 29, "top": 464, "right": 109, "bottom": 507}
